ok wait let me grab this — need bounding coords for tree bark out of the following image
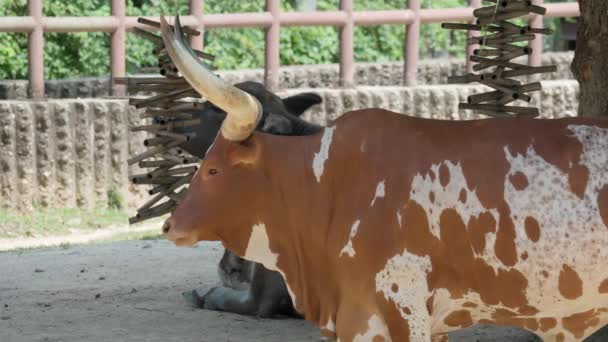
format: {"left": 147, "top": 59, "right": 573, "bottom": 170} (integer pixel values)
{"left": 571, "top": 0, "right": 608, "bottom": 117}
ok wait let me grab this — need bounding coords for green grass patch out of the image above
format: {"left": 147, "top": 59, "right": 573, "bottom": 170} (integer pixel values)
{"left": 0, "top": 206, "right": 129, "bottom": 239}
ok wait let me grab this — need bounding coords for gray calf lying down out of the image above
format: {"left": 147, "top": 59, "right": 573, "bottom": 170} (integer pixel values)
{"left": 177, "top": 81, "right": 321, "bottom": 318}
{"left": 188, "top": 249, "right": 301, "bottom": 318}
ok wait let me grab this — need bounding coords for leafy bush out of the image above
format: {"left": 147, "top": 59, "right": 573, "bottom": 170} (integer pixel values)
{"left": 107, "top": 185, "right": 125, "bottom": 210}
{"left": 0, "top": 0, "right": 574, "bottom": 80}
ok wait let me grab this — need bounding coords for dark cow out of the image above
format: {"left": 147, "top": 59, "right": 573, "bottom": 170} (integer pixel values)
{"left": 177, "top": 81, "right": 322, "bottom": 157}
{"left": 161, "top": 16, "right": 608, "bottom": 342}
{"left": 176, "top": 82, "right": 321, "bottom": 318}
{"left": 188, "top": 249, "right": 301, "bottom": 318}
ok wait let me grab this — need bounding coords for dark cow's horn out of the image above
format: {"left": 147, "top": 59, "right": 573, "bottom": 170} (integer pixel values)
{"left": 159, "top": 15, "right": 262, "bottom": 141}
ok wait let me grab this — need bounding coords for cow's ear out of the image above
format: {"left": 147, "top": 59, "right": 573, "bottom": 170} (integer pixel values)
{"left": 282, "top": 93, "right": 322, "bottom": 117}
{"left": 228, "top": 137, "right": 261, "bottom": 166}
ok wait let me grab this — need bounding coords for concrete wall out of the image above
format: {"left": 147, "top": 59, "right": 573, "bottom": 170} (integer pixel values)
{"left": 0, "top": 52, "right": 573, "bottom": 100}
{"left": 0, "top": 80, "right": 579, "bottom": 211}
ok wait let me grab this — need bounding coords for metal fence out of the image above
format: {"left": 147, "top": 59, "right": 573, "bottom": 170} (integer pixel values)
{"left": 0, "top": 0, "right": 579, "bottom": 100}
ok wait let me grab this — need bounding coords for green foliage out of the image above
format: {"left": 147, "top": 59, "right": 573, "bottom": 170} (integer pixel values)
{"left": 0, "top": 0, "right": 111, "bottom": 79}
{"left": 0, "top": 0, "right": 28, "bottom": 79}
{"left": 107, "top": 186, "right": 125, "bottom": 210}
{"left": 0, "top": 0, "right": 575, "bottom": 79}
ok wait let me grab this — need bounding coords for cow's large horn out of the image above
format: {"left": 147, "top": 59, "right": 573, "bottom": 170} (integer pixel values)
{"left": 160, "top": 15, "right": 261, "bottom": 141}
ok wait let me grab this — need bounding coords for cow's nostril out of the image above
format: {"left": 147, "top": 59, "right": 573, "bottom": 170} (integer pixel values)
{"left": 162, "top": 221, "right": 171, "bottom": 234}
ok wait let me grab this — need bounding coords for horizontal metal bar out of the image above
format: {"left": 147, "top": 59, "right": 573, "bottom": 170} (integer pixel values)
{"left": 543, "top": 2, "right": 580, "bottom": 18}
{"left": 0, "top": 3, "right": 579, "bottom": 33}
{"left": 420, "top": 8, "right": 474, "bottom": 23}
{"left": 281, "top": 11, "right": 347, "bottom": 26}
{"left": 353, "top": 10, "right": 414, "bottom": 25}
{"left": 203, "top": 13, "right": 274, "bottom": 28}
{"left": 44, "top": 17, "right": 120, "bottom": 32}
{"left": 0, "top": 17, "right": 37, "bottom": 32}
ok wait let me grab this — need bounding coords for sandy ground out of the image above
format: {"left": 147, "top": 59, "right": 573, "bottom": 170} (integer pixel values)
{"left": 1, "top": 240, "right": 606, "bottom": 342}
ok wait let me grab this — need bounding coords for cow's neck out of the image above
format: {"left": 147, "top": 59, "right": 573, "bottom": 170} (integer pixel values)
{"left": 243, "top": 131, "right": 339, "bottom": 323}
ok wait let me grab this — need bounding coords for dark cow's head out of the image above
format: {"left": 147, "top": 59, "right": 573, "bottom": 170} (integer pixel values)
{"left": 176, "top": 81, "right": 322, "bottom": 159}
{"left": 160, "top": 16, "right": 315, "bottom": 248}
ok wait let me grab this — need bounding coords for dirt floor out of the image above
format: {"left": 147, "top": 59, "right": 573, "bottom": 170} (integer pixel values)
{"left": 1, "top": 240, "right": 606, "bottom": 342}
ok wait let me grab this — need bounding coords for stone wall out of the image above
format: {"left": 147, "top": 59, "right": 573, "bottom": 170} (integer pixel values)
{"left": 0, "top": 100, "right": 149, "bottom": 211}
{"left": 0, "top": 52, "right": 573, "bottom": 100}
{"left": 0, "top": 80, "right": 579, "bottom": 211}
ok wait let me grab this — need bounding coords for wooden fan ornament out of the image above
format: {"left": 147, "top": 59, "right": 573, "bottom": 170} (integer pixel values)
{"left": 442, "top": 0, "right": 557, "bottom": 117}
{"left": 118, "top": 17, "right": 215, "bottom": 224}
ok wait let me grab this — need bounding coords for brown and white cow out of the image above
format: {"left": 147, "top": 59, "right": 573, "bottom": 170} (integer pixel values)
{"left": 159, "top": 16, "right": 608, "bottom": 342}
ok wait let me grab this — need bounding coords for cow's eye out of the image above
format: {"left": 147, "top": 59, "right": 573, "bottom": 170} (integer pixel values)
{"left": 208, "top": 168, "right": 219, "bottom": 176}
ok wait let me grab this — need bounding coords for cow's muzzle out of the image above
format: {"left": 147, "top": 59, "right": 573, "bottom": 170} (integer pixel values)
{"left": 162, "top": 218, "right": 197, "bottom": 247}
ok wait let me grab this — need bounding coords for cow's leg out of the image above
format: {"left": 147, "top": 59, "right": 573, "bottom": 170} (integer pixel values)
{"left": 190, "top": 286, "right": 261, "bottom": 316}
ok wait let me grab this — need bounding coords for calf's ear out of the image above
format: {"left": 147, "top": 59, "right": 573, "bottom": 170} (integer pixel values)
{"left": 228, "top": 137, "right": 262, "bottom": 166}
{"left": 282, "top": 93, "right": 322, "bottom": 117}
{"left": 262, "top": 113, "right": 292, "bottom": 135}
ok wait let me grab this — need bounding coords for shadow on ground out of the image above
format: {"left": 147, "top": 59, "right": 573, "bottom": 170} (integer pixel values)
{"left": 0, "top": 241, "right": 606, "bottom": 341}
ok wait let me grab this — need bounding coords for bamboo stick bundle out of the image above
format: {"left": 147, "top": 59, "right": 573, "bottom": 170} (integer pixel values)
{"left": 442, "top": 0, "right": 555, "bottom": 117}
{"left": 153, "top": 130, "right": 194, "bottom": 141}
{"left": 130, "top": 86, "right": 197, "bottom": 108}
{"left": 129, "top": 199, "right": 177, "bottom": 224}
{"left": 138, "top": 159, "right": 178, "bottom": 169}
{"left": 140, "top": 110, "right": 193, "bottom": 120}
{"left": 132, "top": 27, "right": 163, "bottom": 44}
{"left": 126, "top": 17, "right": 216, "bottom": 224}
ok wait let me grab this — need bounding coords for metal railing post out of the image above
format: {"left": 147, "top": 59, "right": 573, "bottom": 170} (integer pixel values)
{"left": 111, "top": 0, "right": 126, "bottom": 96}
{"left": 529, "top": 0, "right": 544, "bottom": 66}
{"left": 405, "top": 0, "right": 420, "bottom": 86}
{"left": 189, "top": 0, "right": 204, "bottom": 51}
{"left": 265, "top": 0, "right": 280, "bottom": 91}
{"left": 340, "top": 0, "right": 354, "bottom": 88}
{"left": 28, "top": 0, "right": 44, "bottom": 100}
{"left": 467, "top": 0, "right": 481, "bottom": 73}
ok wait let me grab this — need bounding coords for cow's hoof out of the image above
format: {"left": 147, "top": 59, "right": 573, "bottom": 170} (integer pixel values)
{"left": 182, "top": 288, "right": 211, "bottom": 308}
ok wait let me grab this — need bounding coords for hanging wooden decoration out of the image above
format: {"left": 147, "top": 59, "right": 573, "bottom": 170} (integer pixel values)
{"left": 442, "top": 0, "right": 556, "bottom": 117}
{"left": 116, "top": 17, "right": 214, "bottom": 224}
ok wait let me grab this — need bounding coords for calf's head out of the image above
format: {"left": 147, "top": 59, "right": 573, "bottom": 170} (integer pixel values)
{"left": 160, "top": 16, "right": 271, "bottom": 250}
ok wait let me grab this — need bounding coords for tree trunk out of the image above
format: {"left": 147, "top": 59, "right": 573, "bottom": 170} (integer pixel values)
{"left": 571, "top": 0, "right": 608, "bottom": 117}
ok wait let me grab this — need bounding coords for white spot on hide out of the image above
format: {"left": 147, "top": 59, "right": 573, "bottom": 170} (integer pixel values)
{"left": 376, "top": 251, "right": 432, "bottom": 342}
{"left": 244, "top": 223, "right": 278, "bottom": 270}
{"left": 322, "top": 317, "right": 336, "bottom": 333}
{"left": 409, "top": 161, "right": 496, "bottom": 240}
{"left": 353, "top": 314, "right": 392, "bottom": 342}
{"left": 396, "top": 210, "right": 403, "bottom": 228}
{"left": 244, "top": 223, "right": 297, "bottom": 306}
{"left": 313, "top": 126, "right": 336, "bottom": 183}
{"left": 401, "top": 125, "right": 608, "bottom": 340}
{"left": 370, "top": 180, "right": 386, "bottom": 206}
{"left": 340, "top": 220, "right": 361, "bottom": 258}
{"left": 500, "top": 125, "right": 608, "bottom": 313}
{"left": 360, "top": 140, "right": 367, "bottom": 153}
